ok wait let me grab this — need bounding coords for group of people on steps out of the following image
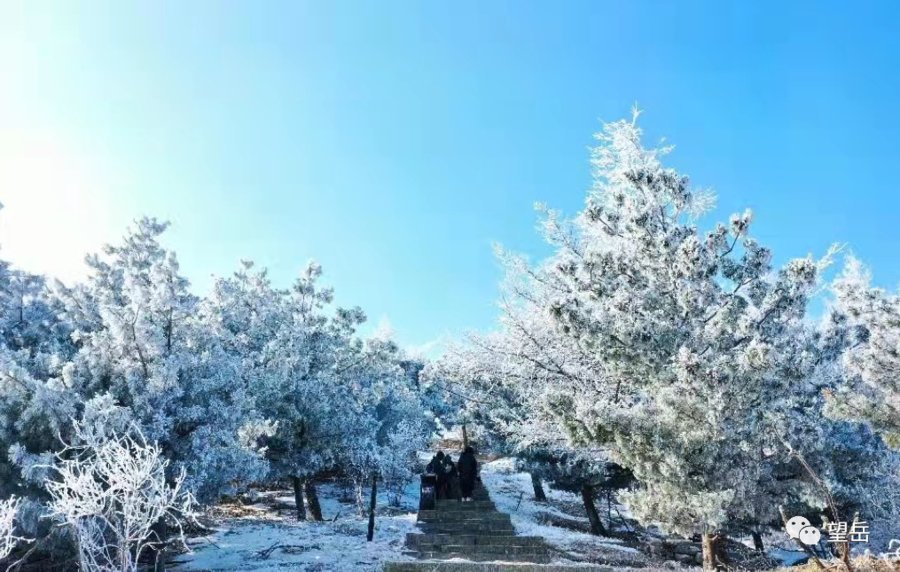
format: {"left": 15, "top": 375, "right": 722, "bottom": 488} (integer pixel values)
{"left": 425, "top": 446, "right": 479, "bottom": 502}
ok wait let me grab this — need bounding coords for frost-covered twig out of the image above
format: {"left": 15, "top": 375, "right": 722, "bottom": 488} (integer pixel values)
{"left": 0, "top": 495, "right": 31, "bottom": 561}
{"left": 44, "top": 422, "right": 197, "bottom": 572}
{"left": 255, "top": 542, "right": 319, "bottom": 560}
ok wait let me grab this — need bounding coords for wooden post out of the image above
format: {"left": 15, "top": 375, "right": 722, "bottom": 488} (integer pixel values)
{"left": 366, "top": 472, "right": 378, "bottom": 541}
{"left": 292, "top": 476, "right": 306, "bottom": 521}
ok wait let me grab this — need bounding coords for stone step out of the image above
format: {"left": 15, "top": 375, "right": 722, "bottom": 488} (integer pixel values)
{"left": 418, "top": 511, "right": 512, "bottom": 523}
{"left": 403, "top": 476, "right": 567, "bottom": 569}
{"left": 420, "top": 507, "right": 504, "bottom": 515}
{"left": 418, "top": 521, "right": 515, "bottom": 529}
{"left": 404, "top": 551, "right": 553, "bottom": 564}
{"left": 384, "top": 564, "right": 614, "bottom": 572}
{"left": 435, "top": 500, "right": 496, "bottom": 510}
{"left": 417, "top": 520, "right": 514, "bottom": 529}
{"left": 408, "top": 544, "right": 549, "bottom": 557}
{"left": 418, "top": 522, "right": 516, "bottom": 533}
{"left": 407, "top": 534, "right": 545, "bottom": 547}
{"left": 427, "top": 507, "right": 501, "bottom": 516}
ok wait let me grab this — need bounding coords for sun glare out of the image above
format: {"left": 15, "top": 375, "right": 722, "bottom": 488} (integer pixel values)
{"left": 0, "top": 132, "right": 115, "bottom": 283}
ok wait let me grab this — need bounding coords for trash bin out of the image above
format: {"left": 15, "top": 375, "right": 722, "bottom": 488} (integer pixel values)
{"left": 419, "top": 474, "right": 436, "bottom": 510}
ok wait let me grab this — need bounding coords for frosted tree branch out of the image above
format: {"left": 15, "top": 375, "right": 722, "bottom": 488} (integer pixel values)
{"left": 44, "top": 423, "right": 197, "bottom": 572}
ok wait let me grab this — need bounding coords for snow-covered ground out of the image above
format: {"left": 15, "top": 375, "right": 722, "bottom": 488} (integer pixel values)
{"left": 173, "top": 480, "right": 419, "bottom": 571}
{"left": 479, "top": 457, "right": 651, "bottom": 567}
{"left": 173, "top": 455, "right": 684, "bottom": 570}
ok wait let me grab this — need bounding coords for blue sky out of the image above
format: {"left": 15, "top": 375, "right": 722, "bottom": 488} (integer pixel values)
{"left": 1, "top": 1, "right": 899, "bottom": 353}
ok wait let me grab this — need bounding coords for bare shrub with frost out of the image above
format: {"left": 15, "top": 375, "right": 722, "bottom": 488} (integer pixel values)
{"left": 0, "top": 495, "right": 30, "bottom": 561}
{"left": 44, "top": 424, "right": 196, "bottom": 572}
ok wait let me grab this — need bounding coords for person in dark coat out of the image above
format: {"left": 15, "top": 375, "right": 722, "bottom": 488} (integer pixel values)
{"left": 426, "top": 451, "right": 448, "bottom": 499}
{"left": 426, "top": 451, "right": 445, "bottom": 474}
{"left": 457, "top": 446, "right": 478, "bottom": 501}
{"left": 442, "top": 454, "right": 460, "bottom": 500}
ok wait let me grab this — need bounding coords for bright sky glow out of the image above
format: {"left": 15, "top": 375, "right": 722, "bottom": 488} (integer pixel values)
{"left": 1, "top": 1, "right": 899, "bottom": 352}
{"left": 0, "top": 130, "right": 120, "bottom": 282}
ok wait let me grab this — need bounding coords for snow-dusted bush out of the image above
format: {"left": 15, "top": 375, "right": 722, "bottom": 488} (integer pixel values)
{"left": 855, "top": 454, "right": 900, "bottom": 553}
{"left": 45, "top": 424, "right": 196, "bottom": 572}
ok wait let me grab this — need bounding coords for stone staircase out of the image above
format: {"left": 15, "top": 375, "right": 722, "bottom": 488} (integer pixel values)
{"left": 383, "top": 481, "right": 613, "bottom": 572}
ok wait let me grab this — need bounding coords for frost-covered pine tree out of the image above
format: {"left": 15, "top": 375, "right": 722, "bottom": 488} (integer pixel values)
{"left": 208, "top": 260, "right": 357, "bottom": 519}
{"left": 49, "top": 218, "right": 268, "bottom": 501}
{"left": 443, "top": 112, "right": 859, "bottom": 568}
{"left": 0, "top": 208, "right": 437, "bottom": 565}
{"left": 424, "top": 293, "right": 626, "bottom": 534}
{"left": 335, "top": 331, "right": 430, "bottom": 514}
{"left": 536, "top": 113, "right": 834, "bottom": 566}
{"left": 0, "top": 262, "right": 78, "bottom": 499}
{"left": 209, "top": 260, "right": 429, "bottom": 517}
{"left": 823, "top": 257, "right": 900, "bottom": 448}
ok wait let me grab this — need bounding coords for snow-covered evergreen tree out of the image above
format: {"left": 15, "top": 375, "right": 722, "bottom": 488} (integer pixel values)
{"left": 207, "top": 260, "right": 330, "bottom": 517}
{"left": 46, "top": 218, "right": 268, "bottom": 501}
{"left": 0, "top": 208, "right": 436, "bottom": 564}
{"left": 823, "top": 257, "right": 900, "bottom": 448}
{"left": 0, "top": 263, "right": 78, "bottom": 499}
{"left": 423, "top": 296, "right": 624, "bottom": 534}
{"left": 528, "top": 113, "right": 844, "bottom": 566}
{"left": 429, "top": 113, "right": 894, "bottom": 568}
{"left": 208, "top": 260, "right": 430, "bottom": 517}
{"left": 335, "top": 332, "right": 430, "bottom": 513}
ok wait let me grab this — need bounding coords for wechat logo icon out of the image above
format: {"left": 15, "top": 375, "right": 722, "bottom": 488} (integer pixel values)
{"left": 787, "top": 515, "right": 821, "bottom": 546}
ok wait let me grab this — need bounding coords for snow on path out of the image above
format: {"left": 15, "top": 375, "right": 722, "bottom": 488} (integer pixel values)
{"left": 480, "top": 458, "right": 648, "bottom": 566}
{"left": 174, "top": 482, "right": 418, "bottom": 571}
{"left": 176, "top": 456, "right": 653, "bottom": 570}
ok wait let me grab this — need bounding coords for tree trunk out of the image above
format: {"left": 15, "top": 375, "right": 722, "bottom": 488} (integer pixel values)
{"left": 151, "top": 517, "right": 167, "bottom": 571}
{"left": 751, "top": 531, "right": 764, "bottom": 552}
{"left": 367, "top": 473, "right": 378, "bottom": 541}
{"left": 530, "top": 472, "right": 547, "bottom": 502}
{"left": 580, "top": 484, "right": 607, "bottom": 536}
{"left": 701, "top": 533, "right": 721, "bottom": 571}
{"left": 304, "top": 480, "right": 323, "bottom": 521}
{"left": 292, "top": 476, "right": 306, "bottom": 521}
{"left": 462, "top": 424, "right": 469, "bottom": 450}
